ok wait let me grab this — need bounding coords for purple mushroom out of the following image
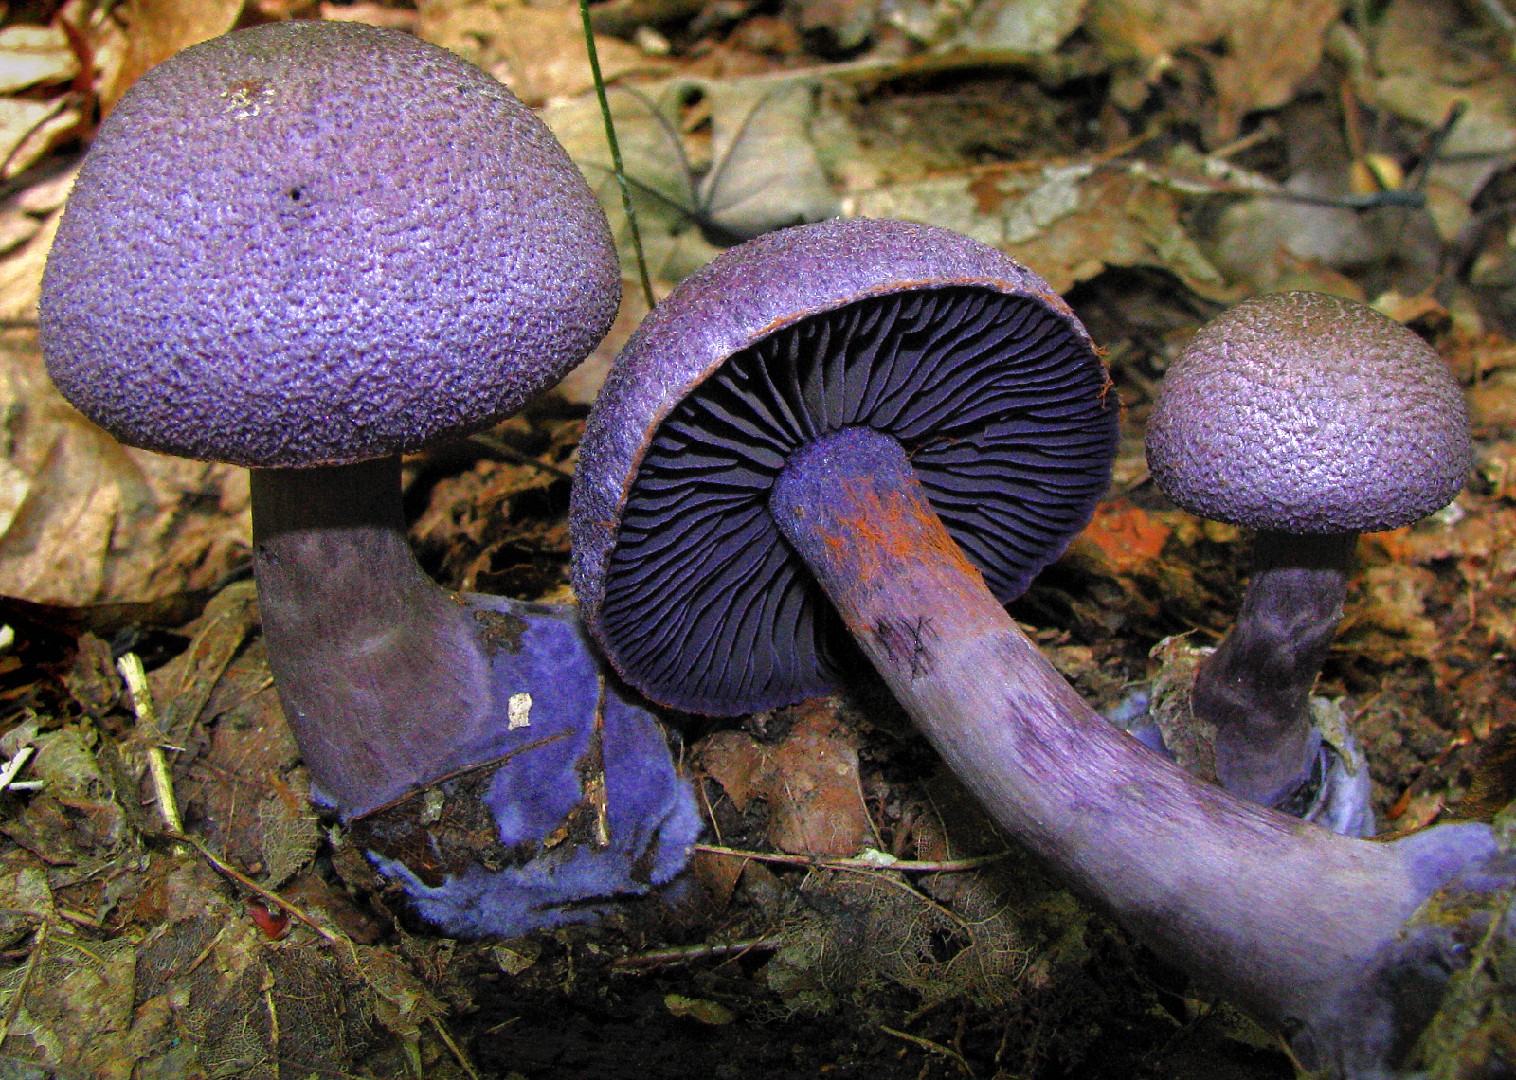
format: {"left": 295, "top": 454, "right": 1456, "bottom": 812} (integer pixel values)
{"left": 1145, "top": 292, "right": 1472, "bottom": 832}
{"left": 570, "top": 219, "right": 1508, "bottom": 1076}
{"left": 41, "top": 21, "right": 698, "bottom": 937}
{"left": 573, "top": 219, "right": 1118, "bottom": 714}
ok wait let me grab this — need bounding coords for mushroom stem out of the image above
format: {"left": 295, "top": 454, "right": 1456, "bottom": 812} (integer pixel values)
{"left": 769, "top": 425, "right": 1495, "bottom": 1073}
{"left": 1194, "top": 530, "right": 1355, "bottom": 809}
{"left": 251, "top": 458, "right": 503, "bottom": 815}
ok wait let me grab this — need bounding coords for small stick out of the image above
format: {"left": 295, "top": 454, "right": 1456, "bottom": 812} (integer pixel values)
{"left": 117, "top": 653, "right": 185, "bottom": 838}
{"left": 878, "top": 1023, "right": 974, "bottom": 1076}
{"left": 186, "top": 837, "right": 339, "bottom": 945}
{"left": 693, "top": 843, "right": 1008, "bottom": 874}
{"left": 0, "top": 746, "right": 34, "bottom": 795}
{"left": 428, "top": 1016, "right": 481, "bottom": 1080}
{"left": 0, "top": 920, "right": 45, "bottom": 1047}
{"left": 611, "top": 936, "right": 778, "bottom": 969}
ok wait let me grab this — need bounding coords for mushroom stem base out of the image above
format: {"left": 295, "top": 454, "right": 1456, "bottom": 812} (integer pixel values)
{"left": 1196, "top": 530, "right": 1355, "bottom": 809}
{"left": 250, "top": 459, "right": 699, "bottom": 934}
{"left": 768, "top": 425, "right": 1497, "bottom": 1077}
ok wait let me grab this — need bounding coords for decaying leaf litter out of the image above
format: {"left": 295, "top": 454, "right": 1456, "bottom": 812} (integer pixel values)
{"left": 0, "top": 0, "right": 1512, "bottom": 1075}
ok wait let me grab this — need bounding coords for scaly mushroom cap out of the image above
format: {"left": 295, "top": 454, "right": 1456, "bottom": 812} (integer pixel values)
{"left": 1145, "top": 292, "right": 1471, "bottom": 535}
{"left": 571, "top": 218, "right": 1118, "bottom": 715}
{"left": 41, "top": 20, "right": 620, "bottom": 468}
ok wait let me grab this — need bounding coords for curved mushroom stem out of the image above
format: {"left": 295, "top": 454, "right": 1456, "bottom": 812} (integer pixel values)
{"left": 249, "top": 459, "right": 699, "bottom": 935}
{"left": 1194, "top": 530, "right": 1355, "bottom": 810}
{"left": 769, "top": 426, "right": 1498, "bottom": 1075}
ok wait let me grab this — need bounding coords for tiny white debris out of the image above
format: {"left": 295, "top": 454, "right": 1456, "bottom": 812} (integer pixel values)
{"left": 420, "top": 788, "right": 445, "bottom": 825}
{"left": 0, "top": 744, "right": 33, "bottom": 794}
{"left": 508, "top": 692, "right": 532, "bottom": 729}
{"left": 855, "top": 848, "right": 899, "bottom": 867}
{"left": 222, "top": 83, "right": 274, "bottom": 119}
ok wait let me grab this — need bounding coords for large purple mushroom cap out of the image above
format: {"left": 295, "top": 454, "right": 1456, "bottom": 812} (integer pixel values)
{"left": 41, "top": 20, "right": 620, "bottom": 468}
{"left": 1145, "top": 291, "right": 1471, "bottom": 535}
{"left": 34, "top": 22, "right": 698, "bottom": 941}
{"left": 571, "top": 218, "right": 1118, "bottom": 715}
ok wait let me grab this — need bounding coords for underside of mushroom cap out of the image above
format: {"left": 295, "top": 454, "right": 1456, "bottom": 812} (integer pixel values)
{"left": 1145, "top": 291, "right": 1471, "bottom": 534}
{"left": 571, "top": 219, "right": 1118, "bottom": 716}
{"left": 42, "top": 21, "right": 619, "bottom": 468}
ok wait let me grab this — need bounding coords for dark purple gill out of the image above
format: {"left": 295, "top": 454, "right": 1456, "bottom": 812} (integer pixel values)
{"left": 576, "top": 225, "right": 1117, "bottom": 715}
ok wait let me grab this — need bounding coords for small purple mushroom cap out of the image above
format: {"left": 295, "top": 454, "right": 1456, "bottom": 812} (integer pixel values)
{"left": 571, "top": 218, "right": 1118, "bottom": 716}
{"left": 1145, "top": 292, "right": 1471, "bottom": 535}
{"left": 41, "top": 20, "right": 620, "bottom": 468}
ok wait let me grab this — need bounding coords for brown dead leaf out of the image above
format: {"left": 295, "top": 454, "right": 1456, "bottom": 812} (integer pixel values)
{"left": 852, "top": 163, "right": 1232, "bottom": 299}
{"left": 417, "top": 0, "right": 666, "bottom": 106}
{"left": 0, "top": 330, "right": 251, "bottom": 606}
{"left": 1359, "top": 0, "right": 1516, "bottom": 202}
{"left": 698, "top": 729, "right": 768, "bottom": 811}
{"left": 1346, "top": 564, "right": 1442, "bottom": 663}
{"left": 3, "top": 725, "right": 133, "bottom": 869}
{"left": 0, "top": 27, "right": 81, "bottom": 95}
{"left": 257, "top": 784, "right": 318, "bottom": 889}
{"left": 98, "top": 0, "right": 244, "bottom": 114}
{"left": 1206, "top": 0, "right": 1341, "bottom": 143}
{"left": 0, "top": 928, "right": 142, "bottom": 1078}
{"left": 1090, "top": 0, "right": 1343, "bottom": 141}
{"left": 698, "top": 701, "right": 871, "bottom": 858}
{"left": 0, "top": 101, "right": 81, "bottom": 183}
{"left": 1087, "top": 0, "right": 1219, "bottom": 65}
{"left": 318, "top": 1, "right": 420, "bottom": 30}
{"left": 765, "top": 706, "right": 870, "bottom": 857}
{"left": 146, "top": 580, "right": 260, "bottom": 745}
{"left": 689, "top": 847, "right": 745, "bottom": 911}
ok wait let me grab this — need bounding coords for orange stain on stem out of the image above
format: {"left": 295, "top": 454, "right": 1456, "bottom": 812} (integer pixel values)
{"left": 810, "top": 473, "right": 989, "bottom": 615}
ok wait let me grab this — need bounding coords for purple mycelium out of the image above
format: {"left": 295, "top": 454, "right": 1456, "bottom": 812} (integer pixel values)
{"left": 1146, "top": 292, "right": 1472, "bottom": 824}
{"left": 40, "top": 21, "right": 697, "bottom": 937}
{"left": 571, "top": 220, "right": 1508, "bottom": 1077}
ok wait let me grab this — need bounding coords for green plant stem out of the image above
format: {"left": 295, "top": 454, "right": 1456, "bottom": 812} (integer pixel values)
{"left": 578, "top": 0, "right": 656, "bottom": 311}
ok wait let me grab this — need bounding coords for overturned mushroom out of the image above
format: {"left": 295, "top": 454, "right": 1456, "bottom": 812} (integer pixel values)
{"left": 41, "top": 21, "right": 698, "bottom": 936}
{"left": 571, "top": 219, "right": 1507, "bottom": 1076}
{"left": 1146, "top": 292, "right": 1472, "bottom": 834}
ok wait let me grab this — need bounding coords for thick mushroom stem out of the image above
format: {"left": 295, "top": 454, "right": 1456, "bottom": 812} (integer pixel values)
{"left": 769, "top": 426, "right": 1495, "bottom": 1074}
{"left": 249, "top": 457, "right": 700, "bottom": 937}
{"left": 1194, "top": 530, "right": 1356, "bottom": 809}
{"left": 250, "top": 458, "right": 508, "bottom": 815}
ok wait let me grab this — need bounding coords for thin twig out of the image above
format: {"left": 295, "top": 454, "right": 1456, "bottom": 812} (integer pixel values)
{"left": 117, "top": 653, "right": 185, "bottom": 838}
{"left": 578, "top": 0, "right": 656, "bottom": 311}
{"left": 611, "top": 936, "right": 779, "bottom": 969}
{"left": 878, "top": 1023, "right": 974, "bottom": 1076}
{"left": 185, "top": 837, "right": 339, "bottom": 945}
{"left": 693, "top": 843, "right": 1008, "bottom": 874}
{"left": 428, "top": 1016, "right": 481, "bottom": 1080}
{"left": 467, "top": 434, "right": 575, "bottom": 482}
{"left": 0, "top": 920, "right": 45, "bottom": 1047}
{"left": 0, "top": 746, "right": 34, "bottom": 795}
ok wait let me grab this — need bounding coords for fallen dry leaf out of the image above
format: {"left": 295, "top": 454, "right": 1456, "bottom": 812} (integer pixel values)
{"left": 1090, "top": 0, "right": 1343, "bottom": 141}
{"left": 0, "top": 100, "right": 82, "bottom": 182}
{"left": 850, "top": 162, "right": 1231, "bottom": 298}
{"left": 98, "top": 0, "right": 244, "bottom": 114}
{"left": 0, "top": 330, "right": 251, "bottom": 606}
{"left": 1206, "top": 0, "right": 1341, "bottom": 143}
{"left": 417, "top": 0, "right": 666, "bottom": 106}
{"left": 698, "top": 700, "right": 871, "bottom": 858}
{"left": 0, "top": 26, "right": 81, "bottom": 95}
